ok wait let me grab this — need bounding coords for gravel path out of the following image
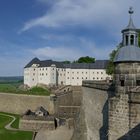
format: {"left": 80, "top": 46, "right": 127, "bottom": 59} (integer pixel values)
{"left": 35, "top": 126, "right": 73, "bottom": 140}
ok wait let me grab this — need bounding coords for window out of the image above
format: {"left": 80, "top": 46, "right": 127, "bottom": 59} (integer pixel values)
{"left": 77, "top": 77, "right": 79, "bottom": 79}
{"left": 93, "top": 77, "right": 95, "bottom": 79}
{"left": 42, "top": 73, "right": 44, "bottom": 76}
{"left": 101, "top": 72, "right": 103, "bottom": 74}
{"left": 82, "top": 77, "right": 83, "bottom": 79}
{"left": 67, "top": 77, "right": 69, "bottom": 79}
{"left": 126, "top": 35, "right": 128, "bottom": 45}
{"left": 130, "top": 35, "right": 134, "bottom": 45}
{"left": 97, "top": 77, "right": 99, "bottom": 79}
{"left": 33, "top": 73, "right": 35, "bottom": 76}
{"left": 97, "top": 72, "right": 99, "bottom": 74}
{"left": 42, "top": 68, "right": 44, "bottom": 70}
{"left": 67, "top": 72, "right": 69, "bottom": 74}
{"left": 136, "top": 80, "right": 140, "bottom": 86}
{"left": 32, "top": 78, "right": 34, "bottom": 81}
{"left": 72, "top": 77, "right": 74, "bottom": 79}
{"left": 120, "top": 80, "right": 124, "bottom": 86}
{"left": 46, "top": 68, "right": 47, "bottom": 70}
{"left": 82, "top": 72, "right": 84, "bottom": 74}
{"left": 34, "top": 69, "right": 35, "bottom": 71}
{"left": 46, "top": 73, "right": 47, "bottom": 75}
{"left": 77, "top": 72, "right": 79, "bottom": 74}
{"left": 86, "top": 77, "right": 87, "bottom": 79}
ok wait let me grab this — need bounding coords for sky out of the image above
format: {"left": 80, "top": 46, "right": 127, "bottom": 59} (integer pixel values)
{"left": 0, "top": 0, "right": 140, "bottom": 76}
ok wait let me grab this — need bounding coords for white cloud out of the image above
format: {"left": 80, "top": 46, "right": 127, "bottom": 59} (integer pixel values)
{"left": 30, "top": 38, "right": 114, "bottom": 61}
{"left": 20, "top": 0, "right": 139, "bottom": 32}
{"left": 30, "top": 46, "right": 85, "bottom": 60}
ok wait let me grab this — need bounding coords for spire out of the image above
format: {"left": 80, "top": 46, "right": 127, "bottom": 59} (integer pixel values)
{"left": 126, "top": 7, "right": 136, "bottom": 29}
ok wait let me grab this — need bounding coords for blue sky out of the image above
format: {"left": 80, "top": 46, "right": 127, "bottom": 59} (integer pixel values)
{"left": 0, "top": 0, "right": 140, "bottom": 76}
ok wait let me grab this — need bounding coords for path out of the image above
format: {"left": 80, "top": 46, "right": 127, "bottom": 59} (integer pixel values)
{"left": 35, "top": 126, "right": 73, "bottom": 140}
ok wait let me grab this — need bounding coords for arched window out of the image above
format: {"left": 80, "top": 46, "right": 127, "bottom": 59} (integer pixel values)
{"left": 130, "top": 35, "right": 134, "bottom": 45}
{"left": 125, "top": 35, "right": 128, "bottom": 45}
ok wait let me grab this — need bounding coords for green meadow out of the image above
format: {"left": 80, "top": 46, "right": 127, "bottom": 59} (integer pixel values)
{"left": 0, "top": 83, "right": 50, "bottom": 96}
{"left": 0, "top": 112, "right": 33, "bottom": 140}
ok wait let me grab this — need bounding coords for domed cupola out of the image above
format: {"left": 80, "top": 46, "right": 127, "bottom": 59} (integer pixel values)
{"left": 114, "top": 7, "right": 140, "bottom": 63}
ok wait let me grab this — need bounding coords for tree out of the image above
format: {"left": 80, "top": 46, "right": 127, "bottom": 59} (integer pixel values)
{"left": 106, "top": 43, "right": 122, "bottom": 75}
{"left": 106, "top": 50, "right": 117, "bottom": 75}
{"left": 138, "top": 30, "right": 140, "bottom": 47}
{"left": 75, "top": 56, "right": 95, "bottom": 63}
{"left": 62, "top": 61, "right": 71, "bottom": 64}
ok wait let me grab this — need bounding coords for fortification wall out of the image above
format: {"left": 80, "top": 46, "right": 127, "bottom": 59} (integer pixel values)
{"left": 72, "top": 83, "right": 114, "bottom": 140}
{"left": 108, "top": 94, "right": 129, "bottom": 140}
{"left": 19, "top": 119, "right": 55, "bottom": 131}
{"left": 0, "top": 93, "right": 54, "bottom": 114}
{"left": 54, "top": 87, "right": 81, "bottom": 118}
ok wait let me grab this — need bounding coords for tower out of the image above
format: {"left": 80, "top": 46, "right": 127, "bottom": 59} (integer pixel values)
{"left": 122, "top": 7, "right": 138, "bottom": 47}
{"left": 109, "top": 7, "right": 140, "bottom": 140}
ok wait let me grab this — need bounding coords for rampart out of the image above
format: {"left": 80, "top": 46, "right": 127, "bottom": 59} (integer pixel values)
{"left": 0, "top": 93, "right": 54, "bottom": 114}
{"left": 72, "top": 81, "right": 114, "bottom": 140}
{"left": 19, "top": 116, "right": 55, "bottom": 131}
{"left": 54, "top": 86, "right": 82, "bottom": 118}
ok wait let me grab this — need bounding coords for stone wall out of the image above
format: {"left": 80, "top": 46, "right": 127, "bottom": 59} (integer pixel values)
{"left": 0, "top": 93, "right": 54, "bottom": 114}
{"left": 108, "top": 94, "right": 129, "bottom": 140}
{"left": 19, "top": 119, "right": 55, "bottom": 131}
{"left": 54, "top": 86, "right": 82, "bottom": 118}
{"left": 72, "top": 83, "right": 114, "bottom": 140}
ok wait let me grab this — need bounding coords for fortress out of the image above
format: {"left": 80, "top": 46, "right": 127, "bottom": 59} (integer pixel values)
{"left": 1, "top": 7, "right": 140, "bottom": 140}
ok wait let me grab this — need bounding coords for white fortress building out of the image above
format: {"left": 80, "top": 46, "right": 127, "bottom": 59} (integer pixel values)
{"left": 24, "top": 58, "right": 112, "bottom": 87}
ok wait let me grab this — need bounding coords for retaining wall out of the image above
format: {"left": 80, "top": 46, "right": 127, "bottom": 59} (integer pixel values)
{"left": 0, "top": 93, "right": 54, "bottom": 114}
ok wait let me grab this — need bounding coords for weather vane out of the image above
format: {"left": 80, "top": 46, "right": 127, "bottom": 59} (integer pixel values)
{"left": 129, "top": 7, "right": 134, "bottom": 15}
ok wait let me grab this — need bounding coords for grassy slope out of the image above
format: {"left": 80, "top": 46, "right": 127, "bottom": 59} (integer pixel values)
{"left": 0, "top": 83, "right": 50, "bottom": 96}
{"left": 0, "top": 113, "right": 33, "bottom": 140}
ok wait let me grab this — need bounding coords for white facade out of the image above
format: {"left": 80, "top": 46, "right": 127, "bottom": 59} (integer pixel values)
{"left": 24, "top": 59, "right": 112, "bottom": 87}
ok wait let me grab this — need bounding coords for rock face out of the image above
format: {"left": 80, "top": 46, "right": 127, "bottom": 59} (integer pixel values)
{"left": 72, "top": 84, "right": 114, "bottom": 140}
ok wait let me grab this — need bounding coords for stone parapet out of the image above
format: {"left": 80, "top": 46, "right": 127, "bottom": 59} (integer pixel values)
{"left": 82, "top": 80, "right": 115, "bottom": 91}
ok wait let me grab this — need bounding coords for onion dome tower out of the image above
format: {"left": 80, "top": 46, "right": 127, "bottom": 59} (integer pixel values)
{"left": 114, "top": 7, "right": 140, "bottom": 90}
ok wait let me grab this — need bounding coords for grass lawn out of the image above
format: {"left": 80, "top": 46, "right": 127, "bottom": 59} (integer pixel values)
{"left": 0, "top": 112, "right": 20, "bottom": 129}
{"left": 0, "top": 113, "right": 33, "bottom": 140}
{"left": 0, "top": 83, "right": 51, "bottom": 96}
